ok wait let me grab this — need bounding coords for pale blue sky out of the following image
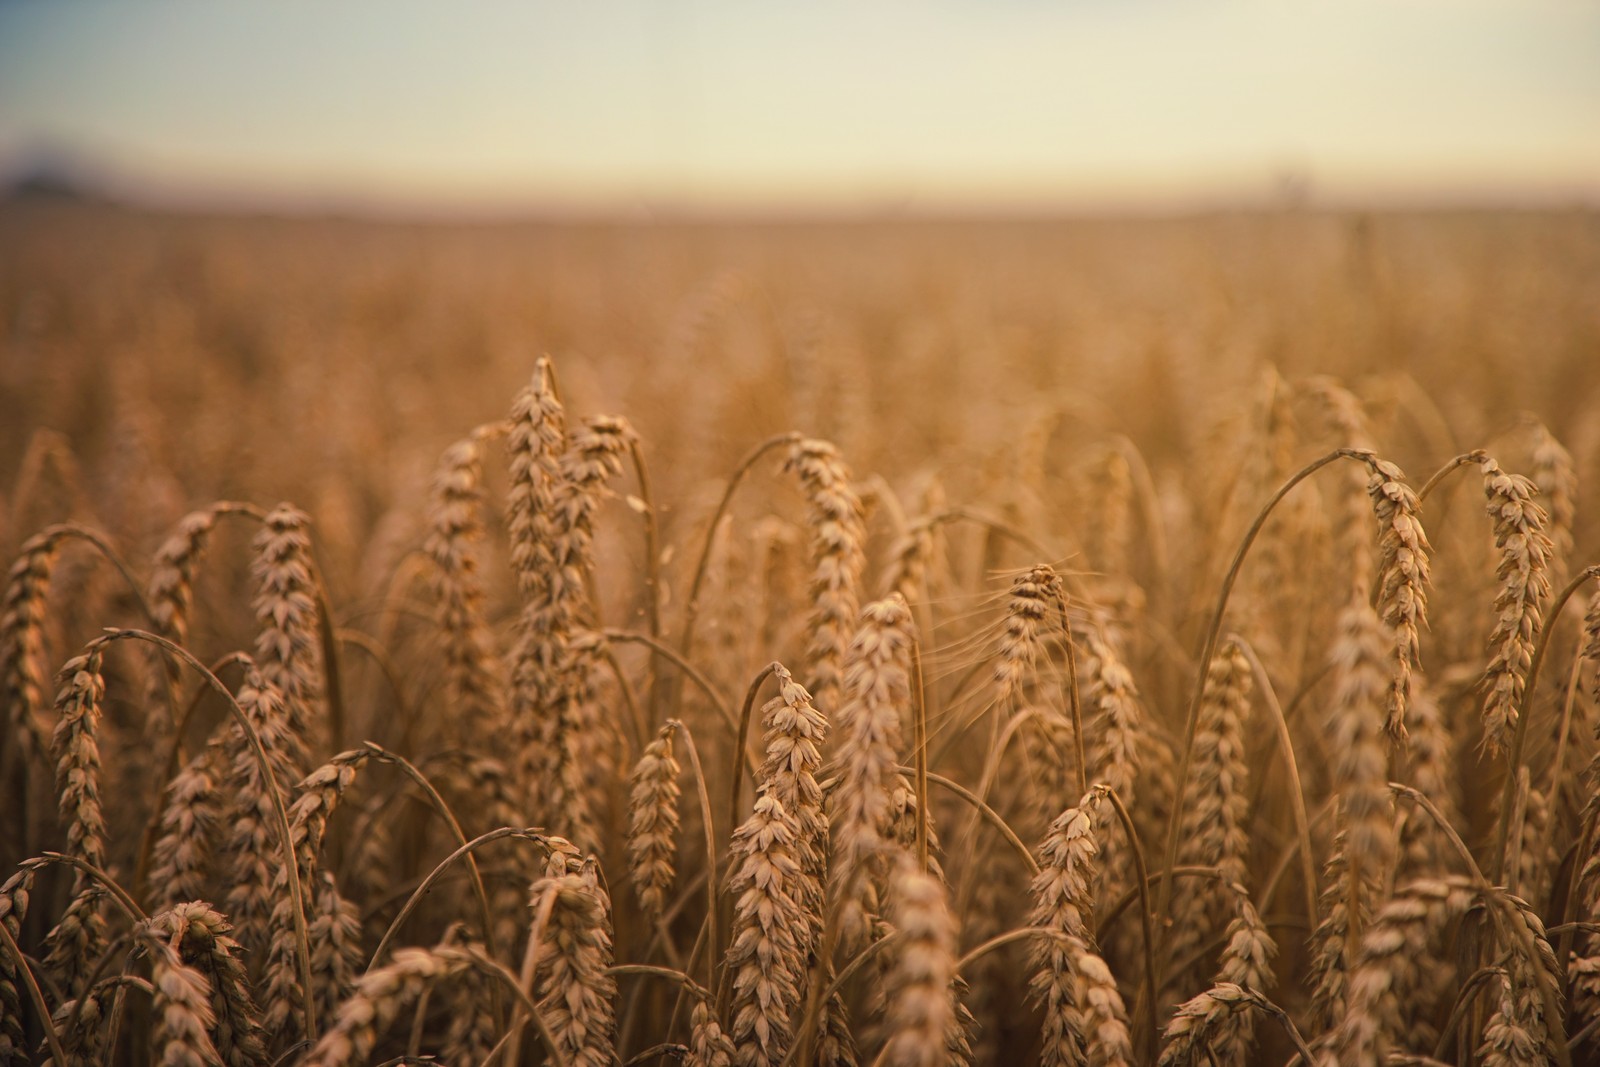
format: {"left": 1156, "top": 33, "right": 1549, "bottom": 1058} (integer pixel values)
{"left": 1, "top": 0, "right": 1596, "bottom": 211}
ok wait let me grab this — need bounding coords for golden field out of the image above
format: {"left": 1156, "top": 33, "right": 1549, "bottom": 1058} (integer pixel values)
{"left": 2, "top": 200, "right": 1599, "bottom": 1065}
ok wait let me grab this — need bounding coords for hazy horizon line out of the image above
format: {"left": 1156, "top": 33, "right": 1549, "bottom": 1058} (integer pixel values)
{"left": 4, "top": 146, "right": 1595, "bottom": 225}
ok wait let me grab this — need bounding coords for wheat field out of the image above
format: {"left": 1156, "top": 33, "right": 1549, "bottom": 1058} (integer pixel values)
{"left": 2, "top": 201, "right": 1600, "bottom": 1065}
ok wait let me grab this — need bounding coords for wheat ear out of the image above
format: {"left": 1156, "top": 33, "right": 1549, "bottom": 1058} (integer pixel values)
{"left": 627, "top": 720, "right": 683, "bottom": 922}
{"left": 882, "top": 854, "right": 959, "bottom": 1067}
{"left": 42, "top": 649, "right": 110, "bottom": 998}
{"left": 784, "top": 438, "right": 866, "bottom": 715}
{"left": 147, "top": 742, "right": 224, "bottom": 909}
{"left": 251, "top": 503, "right": 324, "bottom": 745}
{"left": 531, "top": 857, "right": 618, "bottom": 1067}
{"left": 148, "top": 901, "right": 269, "bottom": 1067}
{"left": 829, "top": 594, "right": 914, "bottom": 952}
{"left": 1479, "top": 456, "right": 1553, "bottom": 755}
{"left": 0, "top": 869, "right": 34, "bottom": 1062}
{"left": 725, "top": 790, "right": 807, "bottom": 1067}
{"left": 1029, "top": 787, "right": 1133, "bottom": 1067}
{"left": 1364, "top": 456, "right": 1431, "bottom": 738}
{"left": 426, "top": 431, "right": 506, "bottom": 740}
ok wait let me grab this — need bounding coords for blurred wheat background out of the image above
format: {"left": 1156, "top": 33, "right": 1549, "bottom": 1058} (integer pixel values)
{"left": 2, "top": 3, "right": 1599, "bottom": 1065}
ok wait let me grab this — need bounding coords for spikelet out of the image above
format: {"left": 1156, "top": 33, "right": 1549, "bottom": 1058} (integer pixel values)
{"left": 1083, "top": 622, "right": 1142, "bottom": 833}
{"left": 1363, "top": 456, "right": 1431, "bottom": 738}
{"left": 506, "top": 357, "right": 567, "bottom": 601}
{"left": 531, "top": 858, "right": 618, "bottom": 1067}
{"left": 1479, "top": 456, "right": 1553, "bottom": 755}
{"left": 725, "top": 791, "right": 807, "bottom": 1067}
{"left": 785, "top": 438, "right": 866, "bottom": 715}
{"left": 506, "top": 359, "right": 568, "bottom": 810}
{"left": 1306, "top": 832, "right": 1366, "bottom": 1033}
{"left": 996, "top": 566, "right": 1075, "bottom": 818}
{"left": 309, "top": 872, "right": 363, "bottom": 1031}
{"left": 829, "top": 595, "right": 914, "bottom": 951}
{"left": 511, "top": 407, "right": 634, "bottom": 850}
{"left": 50, "top": 649, "right": 107, "bottom": 868}
{"left": 251, "top": 503, "right": 324, "bottom": 745}
{"left": 144, "top": 502, "right": 241, "bottom": 739}
{"left": 1307, "top": 603, "right": 1396, "bottom": 1030}
{"left": 627, "top": 720, "right": 682, "bottom": 922}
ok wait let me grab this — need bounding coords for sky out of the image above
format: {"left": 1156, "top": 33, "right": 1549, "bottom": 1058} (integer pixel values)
{"left": 1, "top": 0, "right": 1597, "bottom": 214}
